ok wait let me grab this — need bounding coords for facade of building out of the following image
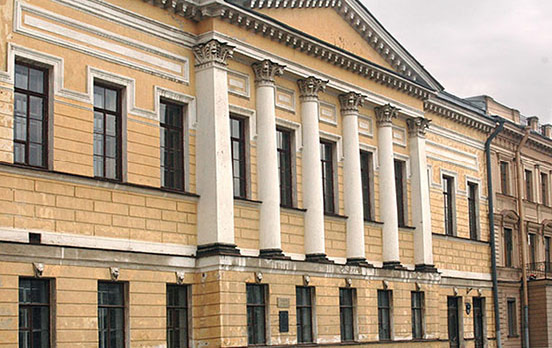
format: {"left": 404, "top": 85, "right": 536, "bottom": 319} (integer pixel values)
{"left": 1, "top": 0, "right": 541, "bottom": 347}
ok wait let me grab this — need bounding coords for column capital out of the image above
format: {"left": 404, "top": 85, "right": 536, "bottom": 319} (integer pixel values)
{"left": 252, "top": 59, "right": 285, "bottom": 86}
{"left": 297, "top": 76, "right": 328, "bottom": 101}
{"left": 406, "top": 117, "right": 431, "bottom": 137}
{"left": 339, "top": 92, "right": 365, "bottom": 114}
{"left": 193, "top": 39, "right": 234, "bottom": 69}
{"left": 375, "top": 103, "right": 399, "bottom": 127}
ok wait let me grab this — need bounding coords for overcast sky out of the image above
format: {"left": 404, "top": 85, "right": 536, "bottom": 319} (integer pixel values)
{"left": 362, "top": 0, "right": 552, "bottom": 124}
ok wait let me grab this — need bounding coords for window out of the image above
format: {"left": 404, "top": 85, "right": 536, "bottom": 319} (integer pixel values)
{"left": 320, "top": 141, "right": 335, "bottom": 214}
{"left": 525, "top": 169, "right": 533, "bottom": 201}
{"left": 339, "top": 288, "right": 355, "bottom": 342}
{"left": 500, "top": 161, "right": 509, "bottom": 195}
{"left": 98, "top": 282, "right": 125, "bottom": 348}
{"left": 443, "top": 175, "right": 455, "bottom": 236}
{"left": 507, "top": 298, "right": 517, "bottom": 337}
{"left": 277, "top": 128, "right": 293, "bottom": 207}
{"left": 504, "top": 228, "right": 513, "bottom": 267}
{"left": 377, "top": 290, "right": 392, "bottom": 340}
{"left": 14, "top": 62, "right": 48, "bottom": 168}
{"left": 529, "top": 233, "right": 536, "bottom": 267}
{"left": 19, "top": 278, "right": 50, "bottom": 348}
{"left": 394, "top": 160, "right": 406, "bottom": 226}
{"left": 246, "top": 284, "right": 267, "bottom": 345}
{"left": 296, "top": 286, "right": 313, "bottom": 343}
{"left": 541, "top": 172, "right": 549, "bottom": 206}
{"left": 160, "top": 101, "right": 184, "bottom": 191}
{"left": 167, "top": 284, "right": 189, "bottom": 348}
{"left": 230, "top": 116, "right": 247, "bottom": 198}
{"left": 94, "top": 84, "right": 121, "bottom": 180}
{"left": 360, "top": 151, "right": 373, "bottom": 221}
{"left": 546, "top": 236, "right": 551, "bottom": 271}
{"left": 468, "top": 182, "right": 479, "bottom": 240}
{"left": 411, "top": 291, "right": 424, "bottom": 339}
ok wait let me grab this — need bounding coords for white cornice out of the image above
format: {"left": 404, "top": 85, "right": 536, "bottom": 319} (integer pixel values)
{"left": 246, "top": 0, "right": 442, "bottom": 91}
{"left": 424, "top": 97, "right": 494, "bottom": 134}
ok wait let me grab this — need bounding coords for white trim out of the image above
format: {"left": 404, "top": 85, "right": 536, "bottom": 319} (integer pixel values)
{"left": 13, "top": 1, "right": 189, "bottom": 84}
{"left": 319, "top": 130, "right": 343, "bottom": 161}
{"left": 359, "top": 143, "right": 379, "bottom": 171}
{"left": 439, "top": 269, "right": 492, "bottom": 281}
{"left": 393, "top": 153, "right": 410, "bottom": 179}
{"left": 358, "top": 114, "right": 374, "bottom": 138}
{"left": 276, "top": 117, "right": 302, "bottom": 153}
{"left": 227, "top": 69, "right": 250, "bottom": 98}
{"left": 426, "top": 140, "right": 479, "bottom": 172}
{"left": 319, "top": 101, "right": 338, "bottom": 126}
{"left": 229, "top": 104, "right": 257, "bottom": 141}
{"left": 0, "top": 227, "right": 197, "bottom": 257}
{"left": 155, "top": 86, "right": 197, "bottom": 130}
{"left": 426, "top": 123, "right": 485, "bottom": 151}
{"left": 275, "top": 85, "right": 296, "bottom": 113}
{"left": 391, "top": 125, "right": 407, "bottom": 147}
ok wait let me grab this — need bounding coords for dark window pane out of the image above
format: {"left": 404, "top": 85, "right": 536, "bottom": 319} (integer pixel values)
{"left": 14, "top": 93, "right": 27, "bottom": 117}
{"left": 29, "top": 119, "right": 42, "bottom": 143}
{"left": 19, "top": 278, "right": 50, "bottom": 348}
{"left": 339, "top": 288, "right": 354, "bottom": 342}
{"left": 167, "top": 285, "right": 188, "bottom": 348}
{"left": 29, "top": 68, "right": 44, "bottom": 94}
{"left": 395, "top": 160, "right": 405, "bottom": 226}
{"left": 98, "top": 282, "right": 124, "bottom": 348}
{"left": 230, "top": 116, "right": 246, "bottom": 198}
{"left": 94, "top": 84, "right": 120, "bottom": 180}
{"left": 378, "top": 290, "right": 391, "bottom": 340}
{"left": 29, "top": 96, "right": 43, "bottom": 120}
{"left": 15, "top": 64, "right": 29, "bottom": 90}
{"left": 361, "top": 151, "right": 373, "bottom": 220}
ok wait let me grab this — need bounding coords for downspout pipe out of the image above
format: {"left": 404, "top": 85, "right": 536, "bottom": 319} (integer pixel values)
{"left": 485, "top": 117, "right": 505, "bottom": 348}
{"left": 515, "top": 128, "right": 531, "bottom": 348}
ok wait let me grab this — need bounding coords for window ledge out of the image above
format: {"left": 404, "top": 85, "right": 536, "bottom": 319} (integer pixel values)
{"left": 399, "top": 225, "right": 416, "bottom": 230}
{"left": 280, "top": 205, "right": 307, "bottom": 213}
{"left": 364, "top": 219, "right": 383, "bottom": 225}
{"left": 324, "top": 212, "right": 348, "bottom": 220}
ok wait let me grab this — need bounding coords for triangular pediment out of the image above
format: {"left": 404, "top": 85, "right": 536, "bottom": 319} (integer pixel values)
{"left": 229, "top": 0, "right": 443, "bottom": 91}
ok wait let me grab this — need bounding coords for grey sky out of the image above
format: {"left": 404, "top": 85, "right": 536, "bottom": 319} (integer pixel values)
{"left": 362, "top": 0, "right": 552, "bottom": 124}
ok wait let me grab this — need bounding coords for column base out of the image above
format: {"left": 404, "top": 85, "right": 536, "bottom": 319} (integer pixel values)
{"left": 259, "top": 249, "right": 291, "bottom": 260}
{"left": 196, "top": 243, "right": 240, "bottom": 258}
{"left": 346, "top": 258, "right": 374, "bottom": 268}
{"left": 415, "top": 264, "right": 438, "bottom": 273}
{"left": 382, "top": 261, "right": 406, "bottom": 270}
{"left": 305, "top": 253, "right": 334, "bottom": 264}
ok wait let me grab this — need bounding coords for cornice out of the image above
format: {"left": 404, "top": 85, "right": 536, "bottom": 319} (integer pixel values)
{"left": 243, "top": 0, "right": 442, "bottom": 91}
{"left": 423, "top": 98, "right": 494, "bottom": 134}
{"left": 143, "top": 0, "right": 434, "bottom": 100}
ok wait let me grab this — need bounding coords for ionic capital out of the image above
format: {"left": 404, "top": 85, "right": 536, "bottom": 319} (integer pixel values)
{"left": 339, "top": 92, "right": 365, "bottom": 115}
{"left": 252, "top": 59, "right": 285, "bottom": 86}
{"left": 375, "top": 104, "right": 399, "bottom": 127}
{"left": 406, "top": 117, "right": 431, "bottom": 137}
{"left": 193, "top": 39, "right": 234, "bottom": 69}
{"left": 297, "top": 76, "right": 328, "bottom": 101}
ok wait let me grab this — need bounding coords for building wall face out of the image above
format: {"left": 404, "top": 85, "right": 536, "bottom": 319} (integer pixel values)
{"left": 0, "top": 0, "right": 499, "bottom": 347}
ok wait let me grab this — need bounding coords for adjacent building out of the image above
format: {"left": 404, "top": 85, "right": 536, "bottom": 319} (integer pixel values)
{"left": 1, "top": 0, "right": 547, "bottom": 347}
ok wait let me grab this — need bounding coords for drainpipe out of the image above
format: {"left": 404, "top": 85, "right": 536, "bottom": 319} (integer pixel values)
{"left": 485, "top": 117, "right": 505, "bottom": 348}
{"left": 515, "top": 128, "right": 531, "bottom": 348}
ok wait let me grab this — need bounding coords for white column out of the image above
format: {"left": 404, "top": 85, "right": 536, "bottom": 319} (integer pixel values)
{"left": 339, "top": 92, "right": 371, "bottom": 266}
{"left": 193, "top": 40, "right": 239, "bottom": 257}
{"left": 375, "top": 104, "right": 402, "bottom": 269}
{"left": 298, "top": 77, "right": 331, "bottom": 263}
{"left": 407, "top": 117, "right": 436, "bottom": 272}
{"left": 252, "top": 59, "right": 288, "bottom": 259}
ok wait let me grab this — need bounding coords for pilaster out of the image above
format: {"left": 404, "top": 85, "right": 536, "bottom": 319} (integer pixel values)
{"left": 193, "top": 39, "right": 239, "bottom": 257}
{"left": 407, "top": 117, "right": 437, "bottom": 272}
{"left": 375, "top": 104, "right": 402, "bottom": 269}
{"left": 252, "top": 59, "right": 289, "bottom": 259}
{"left": 339, "top": 92, "right": 371, "bottom": 267}
{"left": 298, "top": 77, "right": 332, "bottom": 263}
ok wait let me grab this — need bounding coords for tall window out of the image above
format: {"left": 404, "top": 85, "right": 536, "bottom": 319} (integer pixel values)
{"left": 529, "top": 233, "right": 536, "bottom": 266}
{"left": 443, "top": 175, "right": 455, "bottom": 236}
{"left": 167, "top": 284, "right": 188, "bottom": 348}
{"left": 360, "top": 151, "right": 373, "bottom": 221}
{"left": 541, "top": 172, "right": 549, "bottom": 206}
{"left": 320, "top": 141, "right": 335, "bottom": 214}
{"left": 411, "top": 291, "right": 424, "bottom": 339}
{"left": 94, "top": 84, "right": 121, "bottom": 180}
{"left": 507, "top": 298, "right": 517, "bottom": 337}
{"left": 339, "top": 288, "right": 355, "bottom": 342}
{"left": 468, "top": 182, "right": 479, "bottom": 240}
{"left": 246, "top": 284, "right": 267, "bottom": 345}
{"left": 394, "top": 160, "right": 406, "bottom": 226}
{"left": 277, "top": 128, "right": 293, "bottom": 207}
{"left": 504, "top": 227, "right": 513, "bottom": 267}
{"left": 230, "top": 116, "right": 247, "bottom": 198}
{"left": 160, "top": 101, "right": 184, "bottom": 191}
{"left": 500, "top": 161, "right": 509, "bottom": 195}
{"left": 19, "top": 278, "right": 50, "bottom": 348}
{"left": 525, "top": 169, "right": 533, "bottom": 201}
{"left": 14, "top": 63, "right": 48, "bottom": 168}
{"left": 546, "top": 236, "right": 551, "bottom": 271}
{"left": 296, "top": 286, "right": 313, "bottom": 343}
{"left": 98, "top": 282, "right": 125, "bottom": 348}
{"left": 377, "top": 290, "right": 392, "bottom": 340}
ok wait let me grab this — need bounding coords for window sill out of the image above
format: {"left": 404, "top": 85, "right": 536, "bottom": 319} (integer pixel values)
{"left": 399, "top": 225, "right": 416, "bottom": 230}
{"left": 324, "top": 212, "right": 348, "bottom": 219}
{"left": 364, "top": 219, "right": 383, "bottom": 225}
{"left": 281, "top": 205, "right": 307, "bottom": 213}
{"left": 234, "top": 196, "right": 262, "bottom": 206}
{"left": 507, "top": 335, "right": 520, "bottom": 338}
